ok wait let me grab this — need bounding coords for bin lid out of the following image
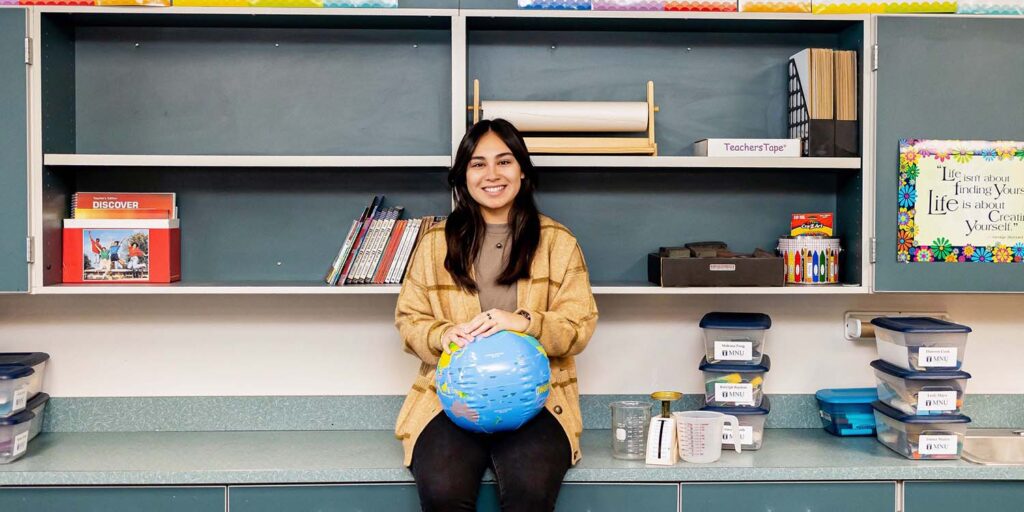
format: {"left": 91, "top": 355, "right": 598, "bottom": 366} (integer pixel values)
{"left": 871, "top": 400, "right": 970, "bottom": 424}
{"left": 0, "top": 353, "right": 50, "bottom": 367}
{"left": 870, "top": 359, "right": 971, "bottom": 380}
{"left": 869, "top": 317, "right": 971, "bottom": 333}
{"left": 699, "top": 312, "right": 771, "bottom": 330}
{"left": 815, "top": 387, "right": 879, "bottom": 404}
{"left": 701, "top": 395, "right": 771, "bottom": 415}
{"left": 0, "top": 365, "right": 34, "bottom": 380}
{"left": 0, "top": 409, "right": 34, "bottom": 426}
{"left": 699, "top": 355, "right": 771, "bottom": 373}
{"left": 26, "top": 392, "right": 49, "bottom": 410}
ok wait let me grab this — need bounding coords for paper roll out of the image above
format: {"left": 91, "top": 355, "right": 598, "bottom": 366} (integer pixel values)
{"left": 480, "top": 101, "right": 649, "bottom": 132}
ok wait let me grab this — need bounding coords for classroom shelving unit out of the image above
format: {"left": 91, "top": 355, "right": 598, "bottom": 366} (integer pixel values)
{"left": 10, "top": 5, "right": 875, "bottom": 295}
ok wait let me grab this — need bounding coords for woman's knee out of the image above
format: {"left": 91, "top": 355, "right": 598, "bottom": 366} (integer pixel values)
{"left": 414, "top": 474, "right": 479, "bottom": 512}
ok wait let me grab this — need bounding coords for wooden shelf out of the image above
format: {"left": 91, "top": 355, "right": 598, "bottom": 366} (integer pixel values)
{"left": 532, "top": 155, "right": 861, "bottom": 169}
{"left": 591, "top": 283, "right": 869, "bottom": 295}
{"left": 43, "top": 154, "right": 453, "bottom": 168}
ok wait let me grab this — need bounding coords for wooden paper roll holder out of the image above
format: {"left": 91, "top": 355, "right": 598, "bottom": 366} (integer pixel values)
{"left": 467, "top": 79, "right": 659, "bottom": 155}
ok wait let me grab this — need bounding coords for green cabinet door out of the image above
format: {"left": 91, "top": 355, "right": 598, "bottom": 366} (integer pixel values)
{"left": 905, "top": 481, "right": 1024, "bottom": 512}
{"left": 0, "top": 487, "right": 226, "bottom": 512}
{"left": 0, "top": 8, "right": 29, "bottom": 292}
{"left": 682, "top": 482, "right": 895, "bottom": 512}
{"left": 874, "top": 16, "right": 1024, "bottom": 292}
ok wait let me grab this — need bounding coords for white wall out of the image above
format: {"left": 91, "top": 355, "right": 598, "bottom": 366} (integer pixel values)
{"left": 1, "top": 293, "right": 1022, "bottom": 397}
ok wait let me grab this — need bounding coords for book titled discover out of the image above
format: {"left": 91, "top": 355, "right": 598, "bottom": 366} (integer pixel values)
{"left": 694, "top": 139, "right": 802, "bottom": 157}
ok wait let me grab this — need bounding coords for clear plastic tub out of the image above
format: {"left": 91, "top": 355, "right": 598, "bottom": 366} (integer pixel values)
{"left": 815, "top": 387, "right": 879, "bottom": 436}
{"left": 701, "top": 395, "right": 771, "bottom": 450}
{"left": 870, "top": 317, "right": 970, "bottom": 371}
{"left": 699, "top": 312, "right": 771, "bottom": 365}
{"left": 699, "top": 355, "right": 770, "bottom": 407}
{"left": 0, "top": 353, "right": 49, "bottom": 399}
{"left": 872, "top": 400, "right": 969, "bottom": 460}
{"left": 0, "top": 365, "right": 34, "bottom": 419}
{"left": 25, "top": 392, "right": 49, "bottom": 442}
{"left": 871, "top": 360, "right": 970, "bottom": 416}
{"left": 0, "top": 409, "right": 34, "bottom": 464}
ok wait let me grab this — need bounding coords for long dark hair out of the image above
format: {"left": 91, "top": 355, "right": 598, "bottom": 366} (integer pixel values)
{"left": 445, "top": 119, "right": 541, "bottom": 293}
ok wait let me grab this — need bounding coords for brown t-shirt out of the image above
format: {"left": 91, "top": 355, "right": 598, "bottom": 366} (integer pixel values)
{"left": 474, "top": 223, "right": 517, "bottom": 312}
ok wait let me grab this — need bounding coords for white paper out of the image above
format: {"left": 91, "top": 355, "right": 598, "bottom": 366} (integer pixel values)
{"left": 481, "top": 101, "right": 649, "bottom": 132}
{"left": 919, "top": 434, "right": 958, "bottom": 455}
{"left": 715, "top": 383, "right": 754, "bottom": 404}
{"left": 715, "top": 341, "right": 753, "bottom": 361}
{"left": 919, "top": 347, "right": 958, "bottom": 368}
{"left": 13, "top": 431, "right": 28, "bottom": 457}
{"left": 616, "top": 428, "right": 627, "bottom": 441}
{"left": 721, "top": 425, "right": 754, "bottom": 445}
{"left": 918, "top": 391, "right": 958, "bottom": 412}
{"left": 12, "top": 389, "right": 27, "bottom": 412}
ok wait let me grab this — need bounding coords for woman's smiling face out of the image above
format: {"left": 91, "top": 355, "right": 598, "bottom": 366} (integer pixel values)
{"left": 466, "top": 130, "right": 524, "bottom": 223}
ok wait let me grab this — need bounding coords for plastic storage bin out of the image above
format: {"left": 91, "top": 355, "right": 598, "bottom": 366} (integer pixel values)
{"left": 815, "top": 387, "right": 879, "bottom": 436}
{"left": 0, "top": 353, "right": 49, "bottom": 399}
{"left": 25, "top": 392, "right": 49, "bottom": 442}
{"left": 701, "top": 395, "right": 770, "bottom": 449}
{"left": 0, "top": 409, "right": 34, "bottom": 464}
{"left": 871, "top": 360, "right": 969, "bottom": 416}
{"left": 872, "top": 400, "right": 969, "bottom": 460}
{"left": 0, "top": 365, "right": 34, "bottom": 419}
{"left": 699, "top": 312, "right": 771, "bottom": 365}
{"left": 871, "top": 317, "right": 970, "bottom": 371}
{"left": 700, "top": 355, "right": 770, "bottom": 407}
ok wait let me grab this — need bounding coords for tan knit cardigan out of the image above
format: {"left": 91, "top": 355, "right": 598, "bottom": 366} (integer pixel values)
{"left": 394, "top": 215, "right": 599, "bottom": 467}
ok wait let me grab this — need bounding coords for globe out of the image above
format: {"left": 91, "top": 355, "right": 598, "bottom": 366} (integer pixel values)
{"left": 435, "top": 330, "right": 551, "bottom": 433}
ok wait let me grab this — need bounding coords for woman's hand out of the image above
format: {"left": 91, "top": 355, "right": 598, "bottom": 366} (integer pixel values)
{"left": 441, "top": 324, "right": 476, "bottom": 354}
{"left": 464, "top": 309, "right": 530, "bottom": 340}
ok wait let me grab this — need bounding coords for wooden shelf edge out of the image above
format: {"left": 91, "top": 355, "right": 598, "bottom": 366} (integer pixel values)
{"left": 32, "top": 284, "right": 868, "bottom": 295}
{"left": 532, "top": 156, "right": 861, "bottom": 169}
{"left": 43, "top": 154, "right": 453, "bottom": 168}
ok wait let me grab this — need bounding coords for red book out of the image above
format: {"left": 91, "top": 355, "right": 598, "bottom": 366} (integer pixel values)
{"left": 374, "top": 220, "right": 407, "bottom": 284}
{"left": 73, "top": 192, "right": 177, "bottom": 219}
{"left": 63, "top": 219, "right": 180, "bottom": 284}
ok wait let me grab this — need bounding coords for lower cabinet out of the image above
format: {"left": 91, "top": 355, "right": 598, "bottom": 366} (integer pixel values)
{"left": 681, "top": 482, "right": 896, "bottom": 512}
{"left": 228, "top": 482, "right": 680, "bottom": 512}
{"left": 0, "top": 486, "right": 226, "bottom": 512}
{"left": 904, "top": 482, "right": 1024, "bottom": 512}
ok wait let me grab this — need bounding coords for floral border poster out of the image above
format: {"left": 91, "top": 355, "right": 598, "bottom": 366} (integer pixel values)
{"left": 899, "top": 139, "right": 1024, "bottom": 263}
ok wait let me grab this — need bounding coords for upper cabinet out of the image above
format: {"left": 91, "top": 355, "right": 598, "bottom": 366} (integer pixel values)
{"left": 874, "top": 16, "right": 1024, "bottom": 292}
{"left": 0, "top": 8, "right": 28, "bottom": 293}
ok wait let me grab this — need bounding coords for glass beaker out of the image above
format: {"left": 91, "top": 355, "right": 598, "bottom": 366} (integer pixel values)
{"left": 610, "top": 400, "right": 652, "bottom": 460}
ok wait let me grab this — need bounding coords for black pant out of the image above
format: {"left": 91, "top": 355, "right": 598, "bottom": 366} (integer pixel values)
{"left": 410, "top": 408, "right": 571, "bottom": 512}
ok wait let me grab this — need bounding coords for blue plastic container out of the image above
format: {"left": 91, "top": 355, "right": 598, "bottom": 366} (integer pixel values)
{"left": 699, "top": 312, "right": 772, "bottom": 365}
{"left": 0, "top": 365, "right": 34, "bottom": 419}
{"left": 699, "top": 355, "right": 771, "bottom": 407}
{"left": 815, "top": 387, "right": 878, "bottom": 436}
{"left": 25, "top": 392, "right": 49, "bottom": 442}
{"left": 0, "top": 353, "right": 49, "bottom": 399}
{"left": 872, "top": 400, "right": 970, "bottom": 460}
{"left": 870, "top": 317, "right": 970, "bottom": 371}
{"left": 0, "top": 409, "right": 34, "bottom": 464}
{"left": 701, "top": 396, "right": 771, "bottom": 449}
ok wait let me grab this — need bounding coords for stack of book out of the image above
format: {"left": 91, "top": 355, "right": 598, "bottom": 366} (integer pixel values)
{"left": 787, "top": 48, "right": 859, "bottom": 157}
{"left": 63, "top": 192, "right": 180, "bottom": 284}
{"left": 325, "top": 196, "right": 444, "bottom": 286}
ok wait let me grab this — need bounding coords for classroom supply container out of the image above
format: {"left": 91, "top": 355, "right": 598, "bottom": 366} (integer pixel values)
{"left": 0, "top": 366, "right": 34, "bottom": 419}
{"left": 0, "top": 410, "right": 34, "bottom": 464}
{"left": 0, "top": 353, "right": 49, "bottom": 399}
{"left": 871, "top": 360, "right": 969, "bottom": 416}
{"left": 610, "top": 400, "right": 651, "bottom": 460}
{"left": 777, "top": 236, "right": 841, "bottom": 285}
{"left": 815, "top": 387, "right": 878, "bottom": 436}
{"left": 871, "top": 317, "right": 970, "bottom": 371}
{"left": 699, "top": 355, "right": 770, "bottom": 407}
{"left": 25, "top": 393, "right": 49, "bottom": 442}
{"left": 700, "top": 312, "right": 771, "bottom": 365}
{"left": 872, "top": 400, "right": 969, "bottom": 460}
{"left": 701, "top": 395, "right": 770, "bottom": 450}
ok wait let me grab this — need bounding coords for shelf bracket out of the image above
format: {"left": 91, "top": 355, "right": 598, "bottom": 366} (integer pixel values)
{"left": 871, "top": 44, "right": 878, "bottom": 72}
{"left": 24, "top": 37, "right": 32, "bottom": 66}
{"left": 26, "top": 236, "right": 34, "bottom": 264}
{"left": 870, "top": 237, "right": 877, "bottom": 264}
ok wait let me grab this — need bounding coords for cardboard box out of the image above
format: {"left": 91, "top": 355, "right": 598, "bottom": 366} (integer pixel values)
{"left": 648, "top": 253, "right": 784, "bottom": 287}
{"left": 63, "top": 219, "right": 180, "bottom": 284}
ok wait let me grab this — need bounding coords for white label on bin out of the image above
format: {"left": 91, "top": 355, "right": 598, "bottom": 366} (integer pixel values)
{"left": 919, "top": 435, "right": 958, "bottom": 455}
{"left": 715, "top": 341, "right": 753, "bottom": 361}
{"left": 709, "top": 264, "right": 736, "bottom": 272}
{"left": 12, "top": 389, "right": 27, "bottom": 412}
{"left": 13, "top": 431, "right": 27, "bottom": 457}
{"left": 919, "top": 347, "right": 958, "bottom": 368}
{"left": 721, "top": 425, "right": 754, "bottom": 445}
{"left": 715, "top": 383, "right": 753, "bottom": 404}
{"left": 616, "top": 428, "right": 627, "bottom": 441}
{"left": 918, "top": 391, "right": 958, "bottom": 412}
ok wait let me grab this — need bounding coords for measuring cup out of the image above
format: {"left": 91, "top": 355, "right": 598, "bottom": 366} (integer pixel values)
{"left": 673, "top": 410, "right": 742, "bottom": 463}
{"left": 610, "top": 401, "right": 651, "bottom": 460}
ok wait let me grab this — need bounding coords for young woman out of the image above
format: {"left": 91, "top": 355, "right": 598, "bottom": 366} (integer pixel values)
{"left": 394, "top": 119, "right": 599, "bottom": 512}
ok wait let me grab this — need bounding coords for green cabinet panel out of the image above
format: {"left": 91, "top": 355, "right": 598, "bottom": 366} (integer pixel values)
{"left": 0, "top": 8, "right": 28, "bottom": 292}
{"left": 874, "top": 16, "right": 1024, "bottom": 292}
{"left": 682, "top": 482, "right": 894, "bottom": 512}
{"left": 0, "top": 487, "right": 226, "bottom": 512}
{"left": 905, "top": 482, "right": 1024, "bottom": 512}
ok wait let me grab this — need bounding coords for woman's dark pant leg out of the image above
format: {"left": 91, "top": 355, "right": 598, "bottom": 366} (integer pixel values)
{"left": 490, "top": 409, "right": 572, "bottom": 512}
{"left": 411, "top": 414, "right": 490, "bottom": 512}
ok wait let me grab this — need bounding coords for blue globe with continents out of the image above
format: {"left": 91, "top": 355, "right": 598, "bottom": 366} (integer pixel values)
{"left": 435, "top": 330, "right": 551, "bottom": 433}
